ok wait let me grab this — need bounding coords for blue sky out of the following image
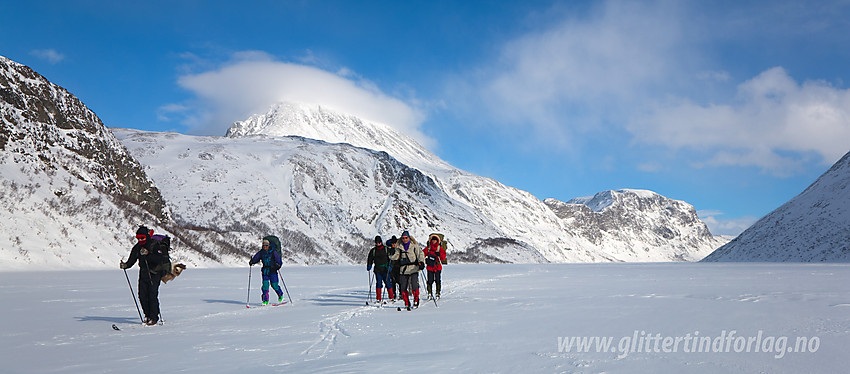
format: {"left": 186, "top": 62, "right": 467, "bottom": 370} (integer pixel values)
{"left": 3, "top": 0, "right": 849, "bottom": 236}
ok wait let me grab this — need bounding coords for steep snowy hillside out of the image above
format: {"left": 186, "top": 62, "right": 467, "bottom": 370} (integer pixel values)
{"left": 113, "top": 129, "right": 550, "bottom": 264}
{"left": 226, "top": 102, "right": 726, "bottom": 262}
{"left": 0, "top": 55, "right": 164, "bottom": 270}
{"left": 704, "top": 151, "right": 850, "bottom": 262}
{"left": 0, "top": 55, "right": 248, "bottom": 270}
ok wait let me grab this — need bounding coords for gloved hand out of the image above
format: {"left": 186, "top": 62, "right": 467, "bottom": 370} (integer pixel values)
{"left": 367, "top": 264, "right": 372, "bottom": 271}
{"left": 418, "top": 262, "right": 425, "bottom": 271}
{"left": 249, "top": 260, "right": 255, "bottom": 266}
{"left": 120, "top": 261, "right": 128, "bottom": 269}
{"left": 387, "top": 263, "right": 393, "bottom": 272}
{"left": 140, "top": 247, "right": 149, "bottom": 256}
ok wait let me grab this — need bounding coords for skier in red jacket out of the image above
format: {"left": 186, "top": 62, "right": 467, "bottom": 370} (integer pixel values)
{"left": 424, "top": 235, "right": 447, "bottom": 300}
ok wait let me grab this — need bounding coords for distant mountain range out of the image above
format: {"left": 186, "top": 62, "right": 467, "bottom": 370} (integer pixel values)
{"left": 1, "top": 56, "right": 734, "bottom": 269}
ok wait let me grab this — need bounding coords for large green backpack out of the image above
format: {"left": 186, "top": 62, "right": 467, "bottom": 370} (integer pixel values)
{"left": 263, "top": 235, "right": 283, "bottom": 259}
{"left": 427, "top": 233, "right": 448, "bottom": 264}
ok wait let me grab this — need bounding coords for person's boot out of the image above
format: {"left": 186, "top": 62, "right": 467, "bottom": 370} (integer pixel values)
{"left": 427, "top": 283, "right": 434, "bottom": 299}
{"left": 401, "top": 291, "right": 410, "bottom": 307}
{"left": 436, "top": 283, "right": 441, "bottom": 298}
{"left": 413, "top": 289, "right": 420, "bottom": 308}
{"left": 376, "top": 287, "right": 382, "bottom": 303}
{"left": 387, "top": 287, "right": 395, "bottom": 300}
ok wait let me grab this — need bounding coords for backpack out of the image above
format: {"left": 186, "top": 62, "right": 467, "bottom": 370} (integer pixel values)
{"left": 263, "top": 235, "right": 283, "bottom": 259}
{"left": 150, "top": 234, "right": 171, "bottom": 257}
{"left": 427, "top": 233, "right": 448, "bottom": 265}
{"left": 148, "top": 234, "right": 172, "bottom": 274}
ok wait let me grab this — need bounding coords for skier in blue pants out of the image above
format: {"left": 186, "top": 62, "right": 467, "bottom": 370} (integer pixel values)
{"left": 249, "top": 239, "right": 284, "bottom": 305}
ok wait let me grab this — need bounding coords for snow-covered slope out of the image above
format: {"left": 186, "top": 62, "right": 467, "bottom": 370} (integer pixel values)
{"left": 113, "top": 129, "right": 545, "bottom": 265}
{"left": 226, "top": 102, "right": 726, "bottom": 262}
{"left": 704, "top": 151, "right": 850, "bottom": 262}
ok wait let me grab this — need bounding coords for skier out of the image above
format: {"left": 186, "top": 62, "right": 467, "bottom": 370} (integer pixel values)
{"left": 120, "top": 226, "right": 168, "bottom": 325}
{"left": 366, "top": 235, "right": 394, "bottom": 304}
{"left": 424, "top": 235, "right": 447, "bottom": 299}
{"left": 389, "top": 231, "right": 424, "bottom": 309}
{"left": 386, "top": 236, "right": 400, "bottom": 300}
{"left": 249, "top": 238, "right": 285, "bottom": 305}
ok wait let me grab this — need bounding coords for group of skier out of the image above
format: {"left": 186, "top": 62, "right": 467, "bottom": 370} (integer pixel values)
{"left": 367, "top": 230, "right": 446, "bottom": 309}
{"left": 119, "top": 225, "right": 446, "bottom": 325}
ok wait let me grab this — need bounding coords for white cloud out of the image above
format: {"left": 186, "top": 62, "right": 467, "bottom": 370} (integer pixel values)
{"left": 171, "top": 52, "right": 427, "bottom": 144}
{"left": 30, "top": 49, "right": 65, "bottom": 64}
{"left": 450, "top": 0, "right": 848, "bottom": 176}
{"left": 637, "top": 162, "right": 663, "bottom": 172}
{"left": 156, "top": 103, "right": 189, "bottom": 122}
{"left": 632, "top": 67, "right": 850, "bottom": 174}
{"left": 698, "top": 210, "right": 758, "bottom": 237}
{"left": 454, "top": 0, "right": 686, "bottom": 147}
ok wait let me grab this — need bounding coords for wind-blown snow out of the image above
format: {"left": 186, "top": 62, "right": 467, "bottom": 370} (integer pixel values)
{"left": 0, "top": 263, "right": 847, "bottom": 373}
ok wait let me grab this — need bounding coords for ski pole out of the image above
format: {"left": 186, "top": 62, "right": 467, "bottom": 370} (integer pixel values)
{"left": 246, "top": 264, "right": 252, "bottom": 308}
{"left": 367, "top": 270, "right": 374, "bottom": 304}
{"left": 122, "top": 266, "right": 144, "bottom": 323}
{"left": 278, "top": 269, "right": 293, "bottom": 304}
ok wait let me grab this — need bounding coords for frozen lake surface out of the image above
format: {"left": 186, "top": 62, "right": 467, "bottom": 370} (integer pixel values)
{"left": 1, "top": 263, "right": 848, "bottom": 373}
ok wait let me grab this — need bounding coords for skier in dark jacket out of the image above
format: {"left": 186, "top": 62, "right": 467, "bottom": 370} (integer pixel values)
{"left": 387, "top": 236, "right": 400, "bottom": 300}
{"left": 120, "top": 226, "right": 168, "bottom": 325}
{"left": 249, "top": 238, "right": 284, "bottom": 305}
{"left": 367, "top": 235, "right": 394, "bottom": 303}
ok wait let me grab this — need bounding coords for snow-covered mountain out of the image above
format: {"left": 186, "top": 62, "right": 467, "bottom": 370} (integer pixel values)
{"left": 547, "top": 189, "right": 721, "bottom": 261}
{"left": 223, "top": 101, "right": 726, "bottom": 262}
{"left": 113, "top": 129, "right": 537, "bottom": 264}
{"left": 0, "top": 55, "right": 246, "bottom": 270}
{"left": 0, "top": 55, "right": 726, "bottom": 269}
{"left": 704, "top": 150, "right": 850, "bottom": 262}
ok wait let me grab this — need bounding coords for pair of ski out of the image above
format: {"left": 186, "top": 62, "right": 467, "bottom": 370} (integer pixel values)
{"left": 402, "top": 295, "right": 439, "bottom": 311}
{"left": 246, "top": 301, "right": 288, "bottom": 308}
{"left": 365, "top": 300, "right": 393, "bottom": 308}
{"left": 365, "top": 300, "right": 414, "bottom": 311}
{"left": 111, "top": 321, "right": 163, "bottom": 331}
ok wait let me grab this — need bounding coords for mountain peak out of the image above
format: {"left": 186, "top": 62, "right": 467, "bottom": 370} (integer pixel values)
{"left": 566, "top": 189, "right": 664, "bottom": 212}
{"left": 226, "top": 101, "right": 449, "bottom": 173}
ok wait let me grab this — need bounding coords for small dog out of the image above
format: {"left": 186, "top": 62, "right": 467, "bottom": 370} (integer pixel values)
{"left": 161, "top": 263, "right": 187, "bottom": 284}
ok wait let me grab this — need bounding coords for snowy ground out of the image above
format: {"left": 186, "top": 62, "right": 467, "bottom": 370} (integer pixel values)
{"left": 1, "top": 263, "right": 848, "bottom": 373}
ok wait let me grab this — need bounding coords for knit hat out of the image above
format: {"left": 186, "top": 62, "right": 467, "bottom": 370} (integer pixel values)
{"left": 375, "top": 235, "right": 383, "bottom": 244}
{"left": 401, "top": 230, "right": 410, "bottom": 238}
{"left": 136, "top": 226, "right": 151, "bottom": 238}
